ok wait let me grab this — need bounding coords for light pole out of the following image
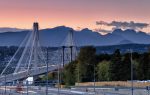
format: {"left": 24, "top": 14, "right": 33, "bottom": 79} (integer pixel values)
{"left": 26, "top": 80, "right": 29, "bottom": 95}
{"left": 57, "top": 59, "right": 60, "bottom": 95}
{"left": 77, "top": 63, "right": 80, "bottom": 86}
{"left": 62, "top": 46, "right": 65, "bottom": 67}
{"left": 146, "top": 86, "right": 150, "bottom": 95}
{"left": 94, "top": 63, "right": 96, "bottom": 94}
{"left": 130, "top": 49, "right": 134, "bottom": 95}
{"left": 5, "top": 75, "right": 6, "bottom": 95}
{"left": 46, "top": 47, "right": 49, "bottom": 95}
{"left": 70, "top": 46, "right": 73, "bottom": 62}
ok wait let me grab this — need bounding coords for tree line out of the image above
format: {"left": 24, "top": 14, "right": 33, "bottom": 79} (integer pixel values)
{"left": 0, "top": 46, "right": 149, "bottom": 86}
{"left": 58, "top": 46, "right": 150, "bottom": 86}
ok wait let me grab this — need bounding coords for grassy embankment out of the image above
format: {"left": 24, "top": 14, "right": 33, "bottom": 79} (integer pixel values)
{"left": 75, "top": 81, "right": 150, "bottom": 88}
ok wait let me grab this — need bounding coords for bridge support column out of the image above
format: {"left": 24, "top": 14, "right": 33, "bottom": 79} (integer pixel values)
{"left": 62, "top": 46, "right": 65, "bottom": 67}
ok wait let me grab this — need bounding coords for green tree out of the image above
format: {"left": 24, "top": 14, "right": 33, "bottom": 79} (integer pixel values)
{"left": 97, "top": 61, "right": 110, "bottom": 81}
{"left": 76, "top": 46, "right": 97, "bottom": 82}
{"left": 109, "top": 49, "right": 122, "bottom": 81}
{"left": 120, "top": 53, "right": 131, "bottom": 80}
{"left": 97, "top": 54, "right": 111, "bottom": 62}
{"left": 138, "top": 53, "right": 150, "bottom": 80}
{"left": 41, "top": 72, "right": 57, "bottom": 81}
{"left": 63, "top": 61, "right": 76, "bottom": 86}
{"left": 132, "top": 60, "right": 140, "bottom": 80}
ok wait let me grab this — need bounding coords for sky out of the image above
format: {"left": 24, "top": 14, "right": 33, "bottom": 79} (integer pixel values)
{"left": 0, "top": 0, "right": 150, "bottom": 33}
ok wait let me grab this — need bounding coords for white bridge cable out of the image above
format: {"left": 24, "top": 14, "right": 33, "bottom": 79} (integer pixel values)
{"left": 27, "top": 32, "right": 36, "bottom": 72}
{"left": 60, "top": 30, "right": 78, "bottom": 62}
{"left": 49, "top": 49, "right": 62, "bottom": 64}
{"left": 13, "top": 26, "right": 46, "bottom": 74}
{"left": 46, "top": 30, "right": 78, "bottom": 66}
{"left": 37, "top": 44, "right": 47, "bottom": 66}
{"left": 13, "top": 23, "right": 46, "bottom": 75}
{"left": 0, "top": 23, "right": 78, "bottom": 83}
{"left": 61, "top": 30, "right": 74, "bottom": 47}
{"left": 1, "top": 32, "right": 31, "bottom": 75}
{"left": 14, "top": 31, "right": 34, "bottom": 73}
{"left": 19, "top": 33, "right": 35, "bottom": 73}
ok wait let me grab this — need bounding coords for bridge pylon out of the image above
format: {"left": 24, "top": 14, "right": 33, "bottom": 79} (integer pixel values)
{"left": 0, "top": 22, "right": 47, "bottom": 83}
{"left": 61, "top": 29, "right": 77, "bottom": 66}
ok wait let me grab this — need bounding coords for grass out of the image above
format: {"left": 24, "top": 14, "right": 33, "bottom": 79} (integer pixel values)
{"left": 75, "top": 81, "right": 150, "bottom": 88}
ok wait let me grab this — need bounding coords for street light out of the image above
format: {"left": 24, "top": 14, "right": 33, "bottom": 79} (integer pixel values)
{"left": 93, "top": 63, "right": 96, "bottom": 94}
{"left": 62, "top": 46, "right": 65, "bottom": 67}
{"left": 46, "top": 47, "right": 49, "bottom": 95}
{"left": 5, "top": 75, "right": 6, "bottom": 95}
{"left": 130, "top": 49, "right": 134, "bottom": 95}
{"left": 57, "top": 61, "right": 60, "bottom": 95}
{"left": 77, "top": 62, "right": 80, "bottom": 86}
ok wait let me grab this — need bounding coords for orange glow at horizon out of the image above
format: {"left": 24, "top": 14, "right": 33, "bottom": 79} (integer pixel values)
{"left": 0, "top": 0, "right": 150, "bottom": 33}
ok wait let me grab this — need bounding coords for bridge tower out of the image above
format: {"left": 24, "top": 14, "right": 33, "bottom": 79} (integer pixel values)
{"left": 32, "top": 22, "right": 41, "bottom": 82}
{"left": 33, "top": 22, "right": 39, "bottom": 70}
{"left": 62, "top": 29, "right": 77, "bottom": 66}
{"left": 0, "top": 22, "right": 78, "bottom": 84}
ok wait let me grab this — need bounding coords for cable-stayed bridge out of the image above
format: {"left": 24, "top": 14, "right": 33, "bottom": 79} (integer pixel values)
{"left": 0, "top": 22, "right": 77, "bottom": 83}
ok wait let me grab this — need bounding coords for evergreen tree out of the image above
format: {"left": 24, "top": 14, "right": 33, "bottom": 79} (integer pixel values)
{"left": 121, "top": 53, "right": 131, "bottom": 80}
{"left": 138, "top": 53, "right": 149, "bottom": 80}
{"left": 63, "top": 61, "right": 76, "bottom": 86}
{"left": 76, "top": 46, "right": 97, "bottom": 82}
{"left": 109, "top": 49, "right": 122, "bottom": 81}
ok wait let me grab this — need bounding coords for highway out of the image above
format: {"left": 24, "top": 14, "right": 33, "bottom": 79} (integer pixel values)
{"left": 0, "top": 86, "right": 94, "bottom": 95}
{"left": 0, "top": 86, "right": 149, "bottom": 95}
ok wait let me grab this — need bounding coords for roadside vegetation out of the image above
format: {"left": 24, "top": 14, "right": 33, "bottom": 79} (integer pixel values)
{"left": 62, "top": 46, "right": 150, "bottom": 86}
{"left": 0, "top": 46, "right": 150, "bottom": 86}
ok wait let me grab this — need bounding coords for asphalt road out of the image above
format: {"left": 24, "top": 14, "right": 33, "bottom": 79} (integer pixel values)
{"left": 0, "top": 86, "right": 149, "bottom": 95}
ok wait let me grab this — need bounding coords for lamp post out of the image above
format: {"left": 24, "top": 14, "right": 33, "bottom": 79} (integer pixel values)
{"left": 57, "top": 58, "right": 60, "bottom": 95}
{"left": 5, "top": 75, "right": 6, "bottom": 95}
{"left": 130, "top": 49, "right": 134, "bottom": 95}
{"left": 77, "top": 62, "right": 80, "bottom": 86}
{"left": 94, "top": 63, "right": 96, "bottom": 94}
{"left": 62, "top": 46, "right": 65, "bottom": 67}
{"left": 26, "top": 80, "right": 29, "bottom": 95}
{"left": 46, "top": 47, "right": 49, "bottom": 95}
{"left": 70, "top": 46, "right": 73, "bottom": 62}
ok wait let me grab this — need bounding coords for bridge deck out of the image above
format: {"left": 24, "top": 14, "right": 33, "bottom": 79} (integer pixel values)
{"left": 0, "top": 65, "right": 59, "bottom": 83}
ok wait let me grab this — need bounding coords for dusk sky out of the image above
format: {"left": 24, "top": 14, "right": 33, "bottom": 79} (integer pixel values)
{"left": 0, "top": 0, "right": 150, "bottom": 33}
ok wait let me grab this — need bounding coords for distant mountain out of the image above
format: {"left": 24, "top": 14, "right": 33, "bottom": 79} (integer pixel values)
{"left": 0, "top": 27, "right": 28, "bottom": 32}
{"left": 0, "top": 26, "right": 150, "bottom": 46}
{"left": 118, "top": 39, "right": 134, "bottom": 45}
{"left": 0, "top": 31, "right": 29, "bottom": 46}
{"left": 112, "top": 29, "right": 150, "bottom": 44}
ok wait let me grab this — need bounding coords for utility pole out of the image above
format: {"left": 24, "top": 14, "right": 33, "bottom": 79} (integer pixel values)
{"left": 57, "top": 61, "right": 60, "bottom": 95}
{"left": 69, "top": 30, "right": 73, "bottom": 63}
{"left": 147, "top": 86, "right": 150, "bottom": 95}
{"left": 62, "top": 46, "right": 65, "bottom": 67}
{"left": 26, "top": 80, "right": 29, "bottom": 95}
{"left": 70, "top": 46, "right": 73, "bottom": 62}
{"left": 130, "top": 49, "right": 134, "bottom": 95}
{"left": 78, "top": 62, "right": 80, "bottom": 86}
{"left": 94, "top": 63, "right": 96, "bottom": 94}
{"left": 46, "top": 47, "right": 49, "bottom": 95}
{"left": 5, "top": 75, "right": 6, "bottom": 95}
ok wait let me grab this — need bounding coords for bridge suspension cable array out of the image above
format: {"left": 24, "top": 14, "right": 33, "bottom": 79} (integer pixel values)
{"left": 0, "top": 22, "right": 77, "bottom": 83}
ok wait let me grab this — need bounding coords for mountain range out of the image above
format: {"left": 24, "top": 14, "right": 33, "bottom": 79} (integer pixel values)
{"left": 0, "top": 27, "right": 27, "bottom": 32}
{"left": 0, "top": 26, "right": 150, "bottom": 47}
